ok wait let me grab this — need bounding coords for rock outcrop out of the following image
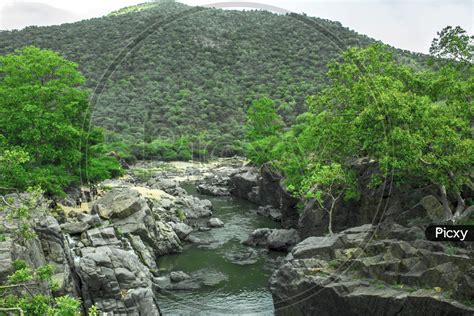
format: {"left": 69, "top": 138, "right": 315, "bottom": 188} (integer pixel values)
{"left": 298, "top": 159, "right": 439, "bottom": 238}
{"left": 230, "top": 164, "right": 299, "bottom": 228}
{"left": 270, "top": 223, "right": 474, "bottom": 315}
{"left": 243, "top": 228, "right": 300, "bottom": 252}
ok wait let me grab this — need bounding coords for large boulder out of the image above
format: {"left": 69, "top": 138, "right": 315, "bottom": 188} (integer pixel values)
{"left": 196, "top": 183, "right": 229, "bottom": 196}
{"left": 175, "top": 195, "right": 213, "bottom": 219}
{"left": 148, "top": 178, "right": 187, "bottom": 196}
{"left": 291, "top": 235, "right": 348, "bottom": 260}
{"left": 77, "top": 245, "right": 160, "bottom": 314}
{"left": 92, "top": 188, "right": 149, "bottom": 220}
{"left": 267, "top": 229, "right": 300, "bottom": 251}
{"left": 208, "top": 218, "right": 225, "bottom": 228}
{"left": 243, "top": 228, "right": 300, "bottom": 252}
{"left": 173, "top": 222, "right": 193, "bottom": 240}
{"left": 270, "top": 263, "right": 474, "bottom": 316}
{"left": 229, "top": 167, "right": 259, "bottom": 200}
{"left": 229, "top": 164, "right": 299, "bottom": 228}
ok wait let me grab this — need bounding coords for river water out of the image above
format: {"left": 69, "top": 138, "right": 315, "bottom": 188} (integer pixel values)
{"left": 156, "top": 183, "right": 283, "bottom": 315}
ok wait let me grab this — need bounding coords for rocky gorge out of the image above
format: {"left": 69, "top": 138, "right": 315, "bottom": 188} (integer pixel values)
{"left": 0, "top": 158, "right": 473, "bottom": 315}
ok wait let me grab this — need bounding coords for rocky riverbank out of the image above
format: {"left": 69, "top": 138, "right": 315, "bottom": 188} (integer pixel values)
{"left": 227, "top": 161, "right": 474, "bottom": 315}
{"left": 1, "top": 158, "right": 473, "bottom": 315}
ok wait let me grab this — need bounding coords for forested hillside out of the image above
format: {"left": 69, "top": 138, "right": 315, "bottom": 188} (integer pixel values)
{"left": 0, "top": 0, "right": 426, "bottom": 157}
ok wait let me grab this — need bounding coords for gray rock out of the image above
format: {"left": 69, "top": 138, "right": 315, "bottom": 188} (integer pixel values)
{"left": 267, "top": 229, "right": 300, "bottom": 251}
{"left": 92, "top": 188, "right": 149, "bottom": 220}
{"left": 77, "top": 246, "right": 160, "bottom": 314}
{"left": 257, "top": 205, "right": 282, "bottom": 222}
{"left": 149, "top": 178, "right": 186, "bottom": 196}
{"left": 291, "top": 235, "right": 347, "bottom": 260}
{"left": 175, "top": 195, "right": 213, "bottom": 219}
{"left": 208, "top": 217, "right": 224, "bottom": 228}
{"left": 196, "top": 183, "right": 229, "bottom": 196}
{"left": 173, "top": 222, "right": 193, "bottom": 239}
{"left": 61, "top": 221, "right": 90, "bottom": 234}
{"left": 243, "top": 228, "right": 300, "bottom": 252}
{"left": 170, "top": 271, "right": 191, "bottom": 283}
{"left": 420, "top": 195, "right": 446, "bottom": 221}
{"left": 229, "top": 167, "right": 258, "bottom": 200}
{"left": 78, "top": 213, "right": 101, "bottom": 227}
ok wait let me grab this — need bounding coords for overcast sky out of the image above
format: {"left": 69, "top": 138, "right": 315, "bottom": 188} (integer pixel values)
{"left": 0, "top": 0, "right": 472, "bottom": 53}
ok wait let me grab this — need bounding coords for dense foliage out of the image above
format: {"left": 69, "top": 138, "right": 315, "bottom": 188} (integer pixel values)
{"left": 0, "top": 1, "right": 426, "bottom": 157}
{"left": 0, "top": 47, "right": 122, "bottom": 194}
{"left": 0, "top": 259, "right": 81, "bottom": 315}
{"left": 246, "top": 35, "right": 473, "bottom": 232}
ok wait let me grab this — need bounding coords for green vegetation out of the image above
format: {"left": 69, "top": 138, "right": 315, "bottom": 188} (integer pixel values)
{"left": 0, "top": 46, "right": 122, "bottom": 194}
{"left": 245, "top": 27, "right": 473, "bottom": 232}
{"left": 0, "top": 260, "right": 81, "bottom": 315}
{"left": 0, "top": 1, "right": 426, "bottom": 156}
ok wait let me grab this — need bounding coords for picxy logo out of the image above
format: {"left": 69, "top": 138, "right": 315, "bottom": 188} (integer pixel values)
{"left": 425, "top": 225, "right": 473, "bottom": 242}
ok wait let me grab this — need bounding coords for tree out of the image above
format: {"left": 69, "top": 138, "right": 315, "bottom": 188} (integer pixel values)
{"left": 244, "top": 97, "right": 283, "bottom": 164}
{"left": 248, "top": 43, "right": 472, "bottom": 229}
{"left": 0, "top": 46, "right": 121, "bottom": 194}
{"left": 430, "top": 26, "right": 473, "bottom": 64}
{"left": 301, "top": 163, "right": 357, "bottom": 235}
{"left": 311, "top": 44, "right": 473, "bottom": 222}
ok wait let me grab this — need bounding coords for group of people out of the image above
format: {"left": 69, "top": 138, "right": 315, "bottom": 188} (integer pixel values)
{"left": 49, "top": 185, "right": 100, "bottom": 210}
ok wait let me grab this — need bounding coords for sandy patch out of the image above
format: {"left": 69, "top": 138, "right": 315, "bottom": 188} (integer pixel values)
{"left": 59, "top": 202, "right": 92, "bottom": 215}
{"left": 130, "top": 186, "right": 175, "bottom": 201}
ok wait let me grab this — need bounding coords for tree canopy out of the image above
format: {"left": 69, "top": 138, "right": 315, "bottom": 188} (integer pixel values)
{"left": 245, "top": 30, "right": 473, "bottom": 232}
{"left": 0, "top": 47, "right": 122, "bottom": 194}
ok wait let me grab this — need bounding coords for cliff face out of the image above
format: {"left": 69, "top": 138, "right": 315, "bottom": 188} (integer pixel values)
{"left": 0, "top": 170, "right": 219, "bottom": 314}
{"left": 270, "top": 223, "right": 474, "bottom": 316}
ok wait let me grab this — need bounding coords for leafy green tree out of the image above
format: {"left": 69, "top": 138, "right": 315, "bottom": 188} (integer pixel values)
{"left": 430, "top": 26, "right": 473, "bottom": 63}
{"left": 244, "top": 97, "right": 283, "bottom": 164}
{"left": 301, "top": 163, "right": 357, "bottom": 235}
{"left": 247, "top": 41, "right": 472, "bottom": 228}
{"left": 0, "top": 46, "right": 121, "bottom": 194}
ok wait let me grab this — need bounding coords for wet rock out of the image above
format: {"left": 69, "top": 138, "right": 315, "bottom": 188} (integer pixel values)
{"left": 243, "top": 228, "right": 300, "bottom": 252}
{"left": 257, "top": 206, "right": 282, "bottom": 222}
{"left": 224, "top": 247, "right": 259, "bottom": 265}
{"left": 173, "top": 222, "right": 193, "bottom": 240}
{"left": 175, "top": 195, "right": 213, "bottom": 219}
{"left": 229, "top": 167, "right": 258, "bottom": 200}
{"left": 267, "top": 229, "right": 300, "bottom": 251}
{"left": 170, "top": 271, "right": 191, "bottom": 283}
{"left": 242, "top": 228, "right": 272, "bottom": 248}
{"left": 208, "top": 217, "right": 224, "bottom": 228}
{"left": 196, "top": 183, "right": 229, "bottom": 196}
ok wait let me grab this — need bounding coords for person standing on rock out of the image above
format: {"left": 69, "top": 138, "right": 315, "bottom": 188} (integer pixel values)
{"left": 76, "top": 195, "right": 82, "bottom": 208}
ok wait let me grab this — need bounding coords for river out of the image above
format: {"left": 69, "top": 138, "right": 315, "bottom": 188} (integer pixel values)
{"left": 156, "top": 182, "right": 283, "bottom": 315}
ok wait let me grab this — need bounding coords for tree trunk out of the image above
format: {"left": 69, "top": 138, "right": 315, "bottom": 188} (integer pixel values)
{"left": 454, "top": 191, "right": 466, "bottom": 217}
{"left": 328, "top": 201, "right": 335, "bottom": 235}
{"left": 439, "top": 184, "right": 453, "bottom": 220}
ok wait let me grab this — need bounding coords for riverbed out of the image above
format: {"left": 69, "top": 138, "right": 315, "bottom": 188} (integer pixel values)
{"left": 156, "top": 182, "right": 283, "bottom": 315}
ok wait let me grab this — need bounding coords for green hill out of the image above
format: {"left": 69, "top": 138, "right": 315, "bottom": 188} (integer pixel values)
{"left": 0, "top": 1, "right": 426, "bottom": 157}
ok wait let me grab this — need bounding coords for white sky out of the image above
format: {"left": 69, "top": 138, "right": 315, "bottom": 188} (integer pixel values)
{"left": 0, "top": 0, "right": 472, "bottom": 53}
